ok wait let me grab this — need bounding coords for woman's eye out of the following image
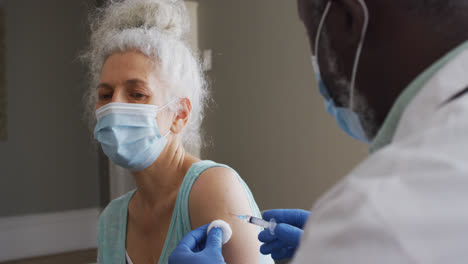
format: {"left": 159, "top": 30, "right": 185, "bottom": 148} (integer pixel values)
{"left": 132, "top": 93, "right": 147, "bottom": 99}
{"left": 99, "top": 93, "right": 112, "bottom": 100}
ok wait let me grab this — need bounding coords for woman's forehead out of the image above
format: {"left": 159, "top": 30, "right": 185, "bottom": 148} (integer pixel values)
{"left": 102, "top": 51, "right": 155, "bottom": 75}
{"left": 100, "top": 51, "right": 163, "bottom": 87}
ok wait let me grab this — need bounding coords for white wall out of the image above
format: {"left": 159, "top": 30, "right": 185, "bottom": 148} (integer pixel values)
{"left": 198, "top": 0, "right": 369, "bottom": 211}
{"left": 0, "top": 0, "right": 99, "bottom": 217}
{"left": 0, "top": 0, "right": 100, "bottom": 260}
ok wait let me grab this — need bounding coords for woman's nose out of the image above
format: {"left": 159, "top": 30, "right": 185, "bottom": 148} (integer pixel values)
{"left": 111, "top": 89, "right": 127, "bottom": 103}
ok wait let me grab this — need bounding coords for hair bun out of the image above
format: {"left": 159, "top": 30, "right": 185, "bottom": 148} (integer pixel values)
{"left": 99, "top": 0, "right": 189, "bottom": 39}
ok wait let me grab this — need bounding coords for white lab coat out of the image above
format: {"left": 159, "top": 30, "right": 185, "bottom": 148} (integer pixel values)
{"left": 292, "top": 49, "right": 468, "bottom": 264}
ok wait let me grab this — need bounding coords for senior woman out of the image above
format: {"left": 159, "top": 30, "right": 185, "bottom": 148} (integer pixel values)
{"left": 81, "top": 0, "right": 273, "bottom": 263}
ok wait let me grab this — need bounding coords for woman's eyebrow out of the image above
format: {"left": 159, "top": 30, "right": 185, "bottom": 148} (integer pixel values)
{"left": 125, "top": 78, "right": 148, "bottom": 87}
{"left": 97, "top": 82, "right": 112, "bottom": 90}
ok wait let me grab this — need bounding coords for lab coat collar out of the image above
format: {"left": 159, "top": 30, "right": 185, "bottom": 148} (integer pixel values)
{"left": 370, "top": 40, "right": 468, "bottom": 153}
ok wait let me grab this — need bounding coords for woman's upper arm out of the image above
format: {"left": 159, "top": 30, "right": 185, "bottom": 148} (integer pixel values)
{"left": 189, "top": 167, "right": 261, "bottom": 264}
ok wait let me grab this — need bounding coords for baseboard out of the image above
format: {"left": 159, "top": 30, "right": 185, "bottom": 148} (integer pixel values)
{"left": 0, "top": 208, "right": 100, "bottom": 262}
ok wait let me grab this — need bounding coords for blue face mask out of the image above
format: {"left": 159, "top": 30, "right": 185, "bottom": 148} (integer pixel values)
{"left": 312, "top": 0, "right": 370, "bottom": 143}
{"left": 94, "top": 102, "right": 173, "bottom": 171}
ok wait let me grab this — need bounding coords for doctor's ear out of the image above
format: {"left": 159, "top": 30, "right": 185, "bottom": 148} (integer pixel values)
{"left": 171, "top": 98, "right": 192, "bottom": 134}
{"left": 330, "top": 0, "right": 368, "bottom": 46}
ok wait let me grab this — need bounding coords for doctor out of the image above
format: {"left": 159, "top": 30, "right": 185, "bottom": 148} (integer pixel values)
{"left": 170, "top": 0, "right": 468, "bottom": 263}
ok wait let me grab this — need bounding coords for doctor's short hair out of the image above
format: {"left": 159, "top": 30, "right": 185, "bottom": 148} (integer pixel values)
{"left": 81, "top": 0, "right": 208, "bottom": 154}
{"left": 301, "top": 0, "right": 455, "bottom": 22}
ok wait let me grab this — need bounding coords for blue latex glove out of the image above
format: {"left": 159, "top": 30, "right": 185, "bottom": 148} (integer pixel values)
{"left": 258, "top": 209, "right": 311, "bottom": 260}
{"left": 169, "top": 224, "right": 225, "bottom": 264}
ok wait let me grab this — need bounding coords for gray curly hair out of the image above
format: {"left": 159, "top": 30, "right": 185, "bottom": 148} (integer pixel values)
{"left": 81, "top": 0, "right": 208, "bottom": 154}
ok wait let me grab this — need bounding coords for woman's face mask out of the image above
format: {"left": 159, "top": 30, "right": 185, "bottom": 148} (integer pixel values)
{"left": 94, "top": 101, "right": 173, "bottom": 171}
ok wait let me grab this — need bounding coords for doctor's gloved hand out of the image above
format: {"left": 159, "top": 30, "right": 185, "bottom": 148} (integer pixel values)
{"left": 258, "top": 209, "right": 311, "bottom": 260}
{"left": 168, "top": 224, "right": 225, "bottom": 264}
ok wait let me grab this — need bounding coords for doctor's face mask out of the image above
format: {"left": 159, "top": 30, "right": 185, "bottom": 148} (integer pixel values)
{"left": 311, "top": 0, "right": 370, "bottom": 143}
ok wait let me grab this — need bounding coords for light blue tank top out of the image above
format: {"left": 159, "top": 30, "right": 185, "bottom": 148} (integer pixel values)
{"left": 97, "top": 160, "right": 274, "bottom": 264}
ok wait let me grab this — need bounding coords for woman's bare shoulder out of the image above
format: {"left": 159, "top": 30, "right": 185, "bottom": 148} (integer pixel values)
{"left": 189, "top": 166, "right": 249, "bottom": 223}
{"left": 188, "top": 165, "right": 261, "bottom": 263}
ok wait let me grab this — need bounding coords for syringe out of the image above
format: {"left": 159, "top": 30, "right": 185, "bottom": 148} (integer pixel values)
{"left": 237, "top": 214, "right": 277, "bottom": 235}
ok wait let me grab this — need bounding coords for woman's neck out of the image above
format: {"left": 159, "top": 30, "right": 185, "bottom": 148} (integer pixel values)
{"left": 131, "top": 136, "right": 198, "bottom": 209}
